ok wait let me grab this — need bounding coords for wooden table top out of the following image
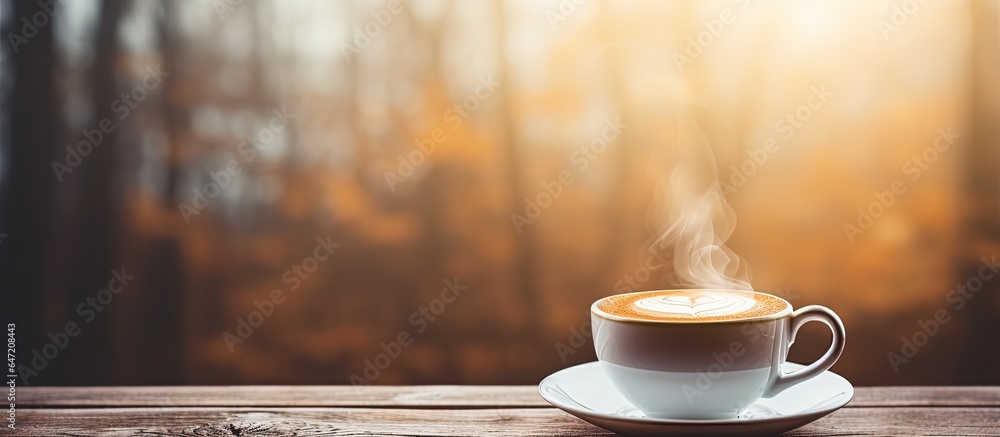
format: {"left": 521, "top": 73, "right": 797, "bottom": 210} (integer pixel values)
{"left": 12, "top": 386, "right": 1000, "bottom": 435}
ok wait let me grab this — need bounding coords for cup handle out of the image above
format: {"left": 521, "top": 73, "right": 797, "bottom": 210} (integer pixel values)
{"left": 765, "top": 305, "right": 846, "bottom": 397}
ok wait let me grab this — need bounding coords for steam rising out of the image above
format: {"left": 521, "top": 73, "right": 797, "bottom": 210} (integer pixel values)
{"left": 643, "top": 108, "right": 752, "bottom": 291}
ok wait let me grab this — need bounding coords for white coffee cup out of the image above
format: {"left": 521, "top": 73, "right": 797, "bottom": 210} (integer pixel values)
{"left": 591, "top": 289, "right": 845, "bottom": 420}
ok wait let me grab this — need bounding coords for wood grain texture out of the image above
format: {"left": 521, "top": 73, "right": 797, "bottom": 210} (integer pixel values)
{"left": 17, "top": 386, "right": 546, "bottom": 408}
{"left": 851, "top": 386, "right": 1000, "bottom": 407}
{"left": 788, "top": 407, "right": 1000, "bottom": 436}
{"left": 15, "top": 408, "right": 612, "bottom": 436}
{"left": 12, "top": 407, "right": 1000, "bottom": 436}
{"left": 12, "top": 387, "right": 1000, "bottom": 436}
{"left": 18, "top": 386, "right": 1000, "bottom": 407}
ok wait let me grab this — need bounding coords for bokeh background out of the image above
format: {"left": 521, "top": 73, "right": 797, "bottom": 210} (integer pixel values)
{"left": 2, "top": 0, "right": 999, "bottom": 386}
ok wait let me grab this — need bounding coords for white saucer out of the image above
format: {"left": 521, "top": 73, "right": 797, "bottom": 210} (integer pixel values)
{"left": 539, "top": 361, "right": 853, "bottom": 436}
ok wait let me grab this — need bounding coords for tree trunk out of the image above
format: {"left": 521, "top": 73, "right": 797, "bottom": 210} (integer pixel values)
{"left": 60, "top": 0, "right": 127, "bottom": 385}
{"left": 956, "top": 0, "right": 1000, "bottom": 384}
{"left": 0, "top": 0, "right": 61, "bottom": 385}
{"left": 495, "top": 0, "right": 543, "bottom": 338}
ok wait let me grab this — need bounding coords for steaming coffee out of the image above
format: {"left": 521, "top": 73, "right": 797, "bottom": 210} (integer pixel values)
{"left": 594, "top": 289, "right": 790, "bottom": 322}
{"left": 591, "top": 289, "right": 845, "bottom": 419}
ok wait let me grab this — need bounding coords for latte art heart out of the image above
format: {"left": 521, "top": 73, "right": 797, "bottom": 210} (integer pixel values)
{"left": 595, "top": 289, "right": 790, "bottom": 322}
{"left": 633, "top": 293, "right": 757, "bottom": 318}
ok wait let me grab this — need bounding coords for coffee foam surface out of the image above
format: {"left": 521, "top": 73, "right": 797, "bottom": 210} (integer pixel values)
{"left": 595, "top": 289, "right": 790, "bottom": 322}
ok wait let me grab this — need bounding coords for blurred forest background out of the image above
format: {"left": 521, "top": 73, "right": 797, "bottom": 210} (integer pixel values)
{"left": 1, "top": 0, "right": 999, "bottom": 386}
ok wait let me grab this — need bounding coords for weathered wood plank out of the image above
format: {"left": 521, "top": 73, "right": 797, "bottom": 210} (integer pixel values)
{"left": 11, "top": 407, "right": 1000, "bottom": 436}
{"left": 17, "top": 386, "right": 546, "bottom": 408}
{"left": 852, "top": 386, "right": 1000, "bottom": 407}
{"left": 18, "top": 386, "right": 1000, "bottom": 408}
{"left": 14, "top": 407, "right": 613, "bottom": 436}
{"left": 788, "top": 407, "right": 1000, "bottom": 436}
